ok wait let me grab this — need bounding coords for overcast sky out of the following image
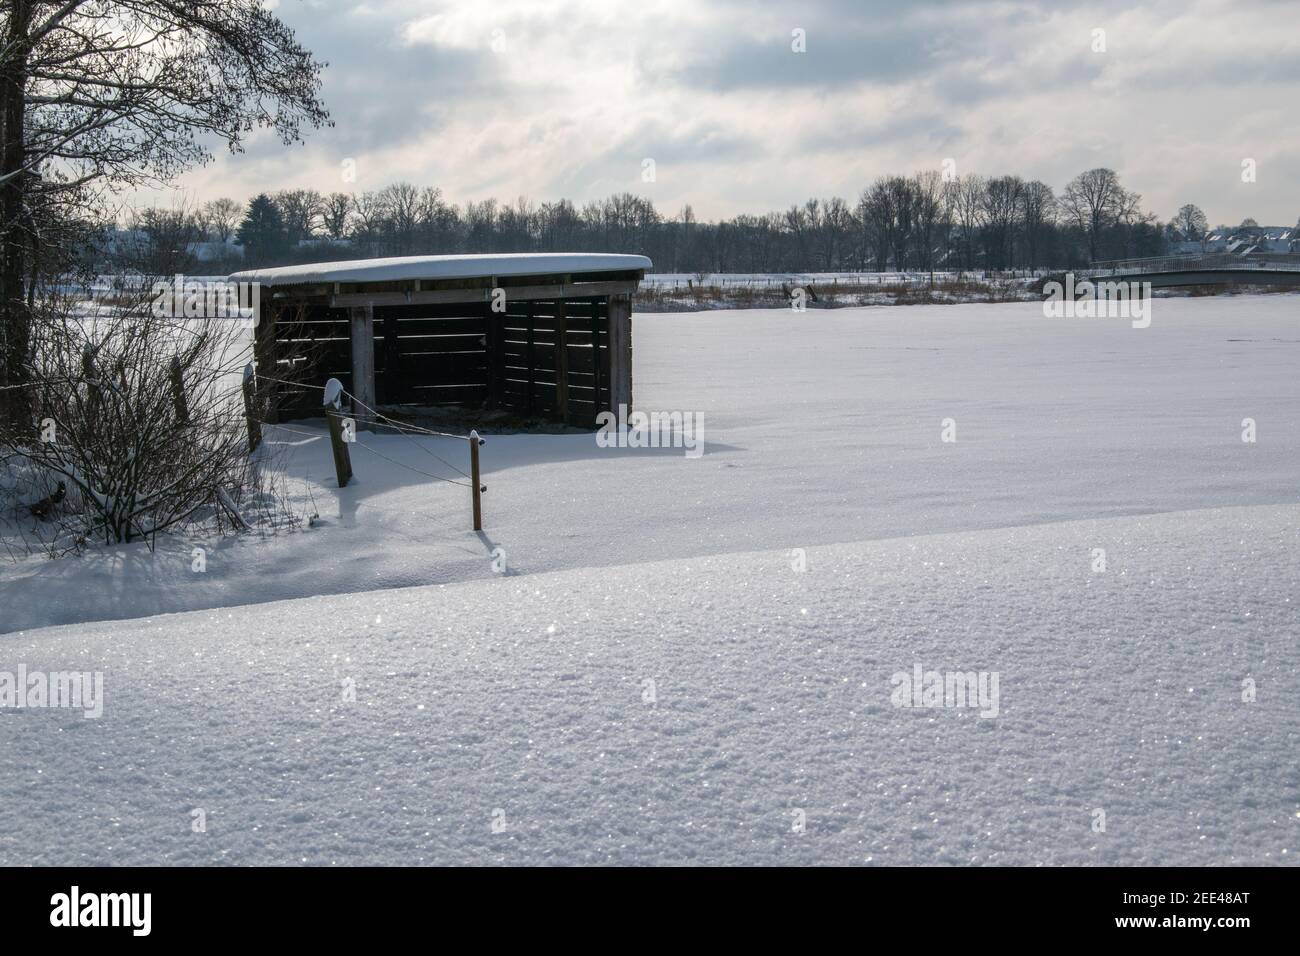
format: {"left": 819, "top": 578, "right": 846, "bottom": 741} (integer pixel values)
{"left": 158, "top": 0, "right": 1299, "bottom": 227}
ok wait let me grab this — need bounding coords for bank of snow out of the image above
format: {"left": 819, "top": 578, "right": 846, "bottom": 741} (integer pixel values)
{"left": 0, "top": 504, "right": 1295, "bottom": 866}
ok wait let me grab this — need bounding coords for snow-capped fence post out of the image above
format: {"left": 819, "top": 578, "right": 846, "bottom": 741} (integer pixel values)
{"left": 323, "top": 378, "right": 353, "bottom": 488}
{"left": 169, "top": 356, "right": 189, "bottom": 425}
{"left": 469, "top": 429, "right": 484, "bottom": 531}
{"left": 242, "top": 363, "right": 261, "bottom": 452}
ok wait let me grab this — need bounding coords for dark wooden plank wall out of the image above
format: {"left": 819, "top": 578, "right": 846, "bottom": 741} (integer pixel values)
{"left": 497, "top": 296, "right": 610, "bottom": 425}
{"left": 267, "top": 296, "right": 611, "bottom": 425}
{"left": 261, "top": 302, "right": 353, "bottom": 417}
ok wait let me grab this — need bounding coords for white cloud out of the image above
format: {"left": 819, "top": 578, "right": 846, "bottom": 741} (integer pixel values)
{"left": 155, "top": 0, "right": 1300, "bottom": 227}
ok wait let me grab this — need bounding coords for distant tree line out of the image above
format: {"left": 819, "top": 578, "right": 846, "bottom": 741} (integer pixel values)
{"left": 105, "top": 167, "right": 1287, "bottom": 277}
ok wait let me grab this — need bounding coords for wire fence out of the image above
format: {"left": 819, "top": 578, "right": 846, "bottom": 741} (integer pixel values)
{"left": 4, "top": 364, "right": 483, "bottom": 500}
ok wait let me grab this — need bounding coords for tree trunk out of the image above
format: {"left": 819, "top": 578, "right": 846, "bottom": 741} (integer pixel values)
{"left": 0, "top": 0, "right": 33, "bottom": 431}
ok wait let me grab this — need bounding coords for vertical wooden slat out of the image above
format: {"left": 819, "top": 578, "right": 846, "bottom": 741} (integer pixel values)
{"left": 554, "top": 298, "right": 569, "bottom": 424}
{"left": 485, "top": 299, "right": 502, "bottom": 409}
{"left": 525, "top": 304, "right": 536, "bottom": 415}
{"left": 382, "top": 306, "right": 401, "bottom": 404}
{"left": 590, "top": 297, "right": 603, "bottom": 425}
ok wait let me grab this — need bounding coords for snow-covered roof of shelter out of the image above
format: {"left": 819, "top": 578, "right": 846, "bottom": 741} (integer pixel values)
{"left": 230, "top": 253, "right": 652, "bottom": 287}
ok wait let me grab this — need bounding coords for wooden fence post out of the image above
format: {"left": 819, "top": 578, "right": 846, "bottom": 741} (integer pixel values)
{"left": 82, "top": 345, "right": 100, "bottom": 420}
{"left": 242, "top": 363, "right": 261, "bottom": 452}
{"left": 169, "top": 356, "right": 189, "bottom": 425}
{"left": 469, "top": 429, "right": 484, "bottom": 531}
{"left": 323, "top": 377, "right": 353, "bottom": 488}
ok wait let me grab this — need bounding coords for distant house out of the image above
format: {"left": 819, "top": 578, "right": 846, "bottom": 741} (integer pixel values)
{"left": 298, "top": 236, "right": 354, "bottom": 250}
{"left": 1258, "top": 229, "right": 1294, "bottom": 253}
{"left": 1210, "top": 226, "right": 1296, "bottom": 256}
{"left": 1201, "top": 232, "right": 1229, "bottom": 253}
{"left": 102, "top": 227, "right": 148, "bottom": 255}
{"left": 191, "top": 238, "right": 243, "bottom": 262}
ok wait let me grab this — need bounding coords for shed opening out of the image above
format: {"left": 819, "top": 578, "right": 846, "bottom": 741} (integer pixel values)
{"left": 230, "top": 253, "right": 649, "bottom": 428}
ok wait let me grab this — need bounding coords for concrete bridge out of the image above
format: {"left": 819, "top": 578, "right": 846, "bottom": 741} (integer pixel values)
{"left": 1082, "top": 253, "right": 1300, "bottom": 288}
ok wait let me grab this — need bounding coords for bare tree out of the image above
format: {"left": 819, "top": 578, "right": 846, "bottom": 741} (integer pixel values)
{"left": 273, "top": 189, "right": 324, "bottom": 246}
{"left": 951, "top": 175, "right": 986, "bottom": 273}
{"left": 383, "top": 182, "right": 426, "bottom": 255}
{"left": 1060, "top": 168, "right": 1130, "bottom": 262}
{"left": 1019, "top": 181, "right": 1056, "bottom": 271}
{"left": 861, "top": 180, "right": 896, "bottom": 271}
{"left": 202, "top": 198, "right": 245, "bottom": 243}
{"left": 120, "top": 204, "right": 202, "bottom": 276}
{"left": 320, "top": 193, "right": 353, "bottom": 241}
{"left": 1, "top": 0, "right": 329, "bottom": 429}
{"left": 911, "top": 170, "right": 946, "bottom": 281}
{"left": 1172, "top": 204, "right": 1208, "bottom": 246}
{"left": 980, "top": 175, "right": 1024, "bottom": 271}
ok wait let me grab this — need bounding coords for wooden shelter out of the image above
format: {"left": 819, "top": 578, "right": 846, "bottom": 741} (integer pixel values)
{"left": 231, "top": 253, "right": 650, "bottom": 427}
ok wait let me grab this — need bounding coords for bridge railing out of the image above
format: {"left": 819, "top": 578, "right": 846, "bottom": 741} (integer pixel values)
{"left": 1085, "top": 253, "right": 1300, "bottom": 276}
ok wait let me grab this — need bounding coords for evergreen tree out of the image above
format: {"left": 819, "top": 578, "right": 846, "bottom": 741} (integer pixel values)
{"left": 237, "top": 195, "right": 290, "bottom": 263}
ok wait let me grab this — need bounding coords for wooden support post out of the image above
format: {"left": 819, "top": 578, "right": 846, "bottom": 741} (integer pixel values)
{"left": 469, "top": 430, "right": 484, "bottom": 531}
{"left": 242, "top": 363, "right": 261, "bottom": 452}
{"left": 253, "top": 290, "right": 279, "bottom": 424}
{"left": 349, "top": 304, "right": 375, "bottom": 430}
{"left": 169, "top": 356, "right": 189, "bottom": 425}
{"left": 554, "top": 298, "right": 569, "bottom": 424}
{"left": 323, "top": 379, "right": 353, "bottom": 488}
{"left": 607, "top": 293, "right": 632, "bottom": 415}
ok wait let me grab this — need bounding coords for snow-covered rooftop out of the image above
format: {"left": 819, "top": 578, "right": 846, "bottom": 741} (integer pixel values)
{"left": 229, "top": 253, "right": 652, "bottom": 287}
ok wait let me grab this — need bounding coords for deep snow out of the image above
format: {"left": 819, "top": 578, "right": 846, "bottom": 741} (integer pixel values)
{"left": 0, "top": 504, "right": 1295, "bottom": 865}
{"left": 4, "top": 294, "right": 1299, "bottom": 633}
{"left": 1, "top": 294, "right": 1298, "bottom": 865}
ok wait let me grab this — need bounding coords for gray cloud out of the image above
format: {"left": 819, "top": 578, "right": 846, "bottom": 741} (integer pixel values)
{"left": 160, "top": 0, "right": 1300, "bottom": 228}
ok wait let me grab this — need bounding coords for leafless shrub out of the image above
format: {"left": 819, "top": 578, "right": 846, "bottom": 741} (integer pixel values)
{"left": 0, "top": 285, "right": 301, "bottom": 555}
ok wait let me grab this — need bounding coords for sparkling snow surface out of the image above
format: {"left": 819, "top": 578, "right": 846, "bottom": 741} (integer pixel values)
{"left": 1, "top": 295, "right": 1298, "bottom": 865}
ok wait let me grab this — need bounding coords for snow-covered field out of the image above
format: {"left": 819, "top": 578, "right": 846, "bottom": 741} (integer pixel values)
{"left": 1, "top": 295, "right": 1298, "bottom": 865}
